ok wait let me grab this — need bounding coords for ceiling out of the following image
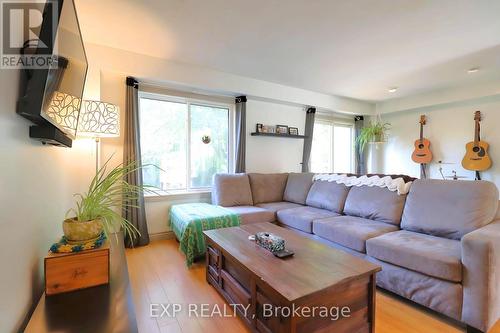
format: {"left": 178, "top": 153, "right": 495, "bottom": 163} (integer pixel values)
{"left": 75, "top": 0, "right": 500, "bottom": 102}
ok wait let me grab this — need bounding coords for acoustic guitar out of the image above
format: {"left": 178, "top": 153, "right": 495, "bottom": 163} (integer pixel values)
{"left": 411, "top": 115, "right": 433, "bottom": 164}
{"left": 462, "top": 111, "right": 492, "bottom": 171}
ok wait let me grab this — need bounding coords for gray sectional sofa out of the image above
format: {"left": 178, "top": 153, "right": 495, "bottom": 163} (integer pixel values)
{"left": 211, "top": 172, "right": 500, "bottom": 333}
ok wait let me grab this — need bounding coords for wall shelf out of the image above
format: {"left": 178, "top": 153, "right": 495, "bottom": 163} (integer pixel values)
{"left": 250, "top": 132, "right": 308, "bottom": 139}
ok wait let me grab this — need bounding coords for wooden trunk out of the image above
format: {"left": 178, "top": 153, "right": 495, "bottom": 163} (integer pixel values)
{"left": 204, "top": 224, "right": 379, "bottom": 333}
{"left": 44, "top": 242, "right": 109, "bottom": 295}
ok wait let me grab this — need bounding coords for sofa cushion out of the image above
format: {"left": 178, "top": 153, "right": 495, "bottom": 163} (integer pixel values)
{"left": 343, "top": 186, "right": 406, "bottom": 225}
{"left": 401, "top": 179, "right": 499, "bottom": 240}
{"left": 371, "top": 258, "right": 462, "bottom": 320}
{"left": 256, "top": 201, "right": 303, "bottom": 214}
{"left": 366, "top": 230, "right": 462, "bottom": 282}
{"left": 306, "top": 181, "right": 350, "bottom": 213}
{"left": 312, "top": 216, "right": 399, "bottom": 253}
{"left": 248, "top": 173, "right": 289, "bottom": 204}
{"left": 212, "top": 173, "right": 253, "bottom": 206}
{"left": 283, "top": 173, "right": 314, "bottom": 204}
{"left": 224, "top": 206, "right": 275, "bottom": 225}
{"left": 277, "top": 206, "right": 339, "bottom": 233}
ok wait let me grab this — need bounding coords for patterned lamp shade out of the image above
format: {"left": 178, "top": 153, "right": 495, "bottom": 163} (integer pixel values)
{"left": 44, "top": 91, "right": 82, "bottom": 138}
{"left": 78, "top": 100, "right": 120, "bottom": 137}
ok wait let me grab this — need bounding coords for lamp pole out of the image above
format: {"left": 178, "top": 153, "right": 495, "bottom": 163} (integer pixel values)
{"left": 95, "top": 137, "right": 100, "bottom": 174}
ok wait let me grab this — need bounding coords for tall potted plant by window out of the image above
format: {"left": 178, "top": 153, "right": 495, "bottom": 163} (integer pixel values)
{"left": 63, "top": 158, "right": 149, "bottom": 244}
{"left": 356, "top": 121, "right": 391, "bottom": 153}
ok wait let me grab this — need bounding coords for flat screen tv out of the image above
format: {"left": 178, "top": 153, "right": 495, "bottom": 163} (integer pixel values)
{"left": 16, "top": 0, "right": 87, "bottom": 147}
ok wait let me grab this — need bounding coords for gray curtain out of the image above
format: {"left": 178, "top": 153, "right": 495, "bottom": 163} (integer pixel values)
{"left": 234, "top": 96, "right": 247, "bottom": 173}
{"left": 123, "top": 77, "right": 149, "bottom": 247}
{"left": 301, "top": 107, "right": 316, "bottom": 172}
{"left": 354, "top": 115, "right": 366, "bottom": 174}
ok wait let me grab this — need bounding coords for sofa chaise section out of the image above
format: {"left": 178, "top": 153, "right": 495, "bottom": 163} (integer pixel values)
{"left": 248, "top": 173, "right": 289, "bottom": 205}
{"left": 212, "top": 173, "right": 254, "bottom": 207}
{"left": 224, "top": 205, "right": 275, "bottom": 224}
{"left": 253, "top": 172, "right": 313, "bottom": 215}
{"left": 212, "top": 173, "right": 274, "bottom": 224}
{"left": 255, "top": 201, "right": 302, "bottom": 214}
{"left": 213, "top": 173, "right": 310, "bottom": 224}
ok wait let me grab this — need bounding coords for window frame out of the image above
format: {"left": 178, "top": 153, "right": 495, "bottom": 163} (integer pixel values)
{"left": 138, "top": 91, "right": 235, "bottom": 196}
{"left": 312, "top": 118, "right": 355, "bottom": 174}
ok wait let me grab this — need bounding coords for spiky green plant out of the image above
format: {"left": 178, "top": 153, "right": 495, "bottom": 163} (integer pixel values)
{"left": 356, "top": 121, "right": 391, "bottom": 153}
{"left": 67, "top": 157, "right": 152, "bottom": 241}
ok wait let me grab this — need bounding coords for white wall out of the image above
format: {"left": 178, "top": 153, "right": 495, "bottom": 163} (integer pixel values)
{"left": 99, "top": 70, "right": 126, "bottom": 168}
{"left": 377, "top": 95, "right": 500, "bottom": 192}
{"left": 246, "top": 99, "right": 306, "bottom": 173}
{"left": 85, "top": 43, "right": 373, "bottom": 115}
{"left": 0, "top": 71, "right": 95, "bottom": 332}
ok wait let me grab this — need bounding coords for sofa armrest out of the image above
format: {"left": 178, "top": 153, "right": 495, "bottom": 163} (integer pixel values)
{"left": 461, "top": 219, "right": 500, "bottom": 332}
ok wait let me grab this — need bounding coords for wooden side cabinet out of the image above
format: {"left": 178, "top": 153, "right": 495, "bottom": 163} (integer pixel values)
{"left": 24, "top": 232, "right": 137, "bottom": 333}
{"left": 45, "top": 243, "right": 110, "bottom": 295}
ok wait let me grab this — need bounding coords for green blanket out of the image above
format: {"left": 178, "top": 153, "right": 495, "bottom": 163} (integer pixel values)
{"left": 169, "top": 203, "right": 240, "bottom": 266}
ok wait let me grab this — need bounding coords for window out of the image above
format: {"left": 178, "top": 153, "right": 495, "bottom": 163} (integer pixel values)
{"left": 310, "top": 120, "right": 354, "bottom": 173}
{"left": 310, "top": 122, "right": 333, "bottom": 173}
{"left": 139, "top": 93, "right": 232, "bottom": 193}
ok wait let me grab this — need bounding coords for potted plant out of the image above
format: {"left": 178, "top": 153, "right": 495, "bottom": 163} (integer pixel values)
{"left": 63, "top": 158, "right": 149, "bottom": 244}
{"left": 356, "top": 121, "right": 391, "bottom": 153}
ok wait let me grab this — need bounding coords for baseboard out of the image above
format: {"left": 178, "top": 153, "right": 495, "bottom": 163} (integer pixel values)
{"left": 149, "top": 231, "right": 175, "bottom": 241}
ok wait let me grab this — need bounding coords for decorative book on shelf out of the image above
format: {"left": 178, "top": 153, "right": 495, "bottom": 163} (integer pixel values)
{"left": 250, "top": 132, "right": 308, "bottom": 139}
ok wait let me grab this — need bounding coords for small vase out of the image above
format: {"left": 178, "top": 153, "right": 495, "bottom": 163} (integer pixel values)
{"left": 63, "top": 218, "right": 104, "bottom": 245}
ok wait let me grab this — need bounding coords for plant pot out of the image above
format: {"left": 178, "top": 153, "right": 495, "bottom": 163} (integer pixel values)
{"left": 368, "top": 133, "right": 386, "bottom": 144}
{"left": 63, "top": 218, "right": 104, "bottom": 245}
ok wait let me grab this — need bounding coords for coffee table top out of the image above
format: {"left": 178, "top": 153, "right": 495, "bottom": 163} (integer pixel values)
{"left": 204, "top": 222, "right": 380, "bottom": 302}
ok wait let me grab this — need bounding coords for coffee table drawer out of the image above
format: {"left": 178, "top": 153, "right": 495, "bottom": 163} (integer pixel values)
{"left": 256, "top": 291, "right": 284, "bottom": 333}
{"left": 207, "top": 245, "right": 219, "bottom": 268}
{"left": 221, "top": 269, "right": 251, "bottom": 307}
{"left": 206, "top": 245, "right": 220, "bottom": 284}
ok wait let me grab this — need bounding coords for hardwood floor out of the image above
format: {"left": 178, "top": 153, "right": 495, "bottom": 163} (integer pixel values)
{"left": 126, "top": 239, "right": 465, "bottom": 333}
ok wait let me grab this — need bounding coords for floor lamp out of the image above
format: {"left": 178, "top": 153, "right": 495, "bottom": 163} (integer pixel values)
{"left": 45, "top": 91, "right": 82, "bottom": 139}
{"left": 78, "top": 100, "right": 120, "bottom": 173}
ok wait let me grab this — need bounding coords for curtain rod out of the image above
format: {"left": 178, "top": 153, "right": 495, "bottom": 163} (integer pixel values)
{"left": 134, "top": 79, "right": 237, "bottom": 99}
{"left": 128, "top": 77, "right": 355, "bottom": 118}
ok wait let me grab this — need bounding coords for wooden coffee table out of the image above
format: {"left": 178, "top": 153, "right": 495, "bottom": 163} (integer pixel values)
{"left": 204, "top": 222, "right": 380, "bottom": 333}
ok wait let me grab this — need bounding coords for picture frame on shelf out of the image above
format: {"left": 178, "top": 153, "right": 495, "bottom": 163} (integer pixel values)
{"left": 263, "top": 125, "right": 275, "bottom": 133}
{"left": 256, "top": 123, "right": 263, "bottom": 133}
{"left": 288, "top": 127, "right": 299, "bottom": 135}
{"left": 276, "top": 125, "right": 288, "bottom": 134}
